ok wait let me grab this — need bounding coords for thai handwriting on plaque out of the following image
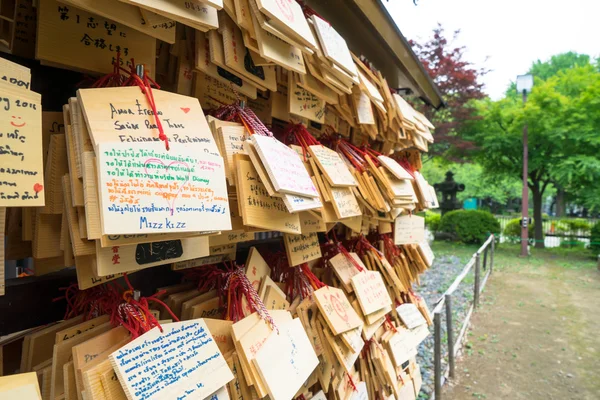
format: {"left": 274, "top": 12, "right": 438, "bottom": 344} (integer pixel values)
{"left": 109, "top": 320, "right": 234, "bottom": 400}
{"left": 0, "top": 84, "right": 44, "bottom": 206}
{"left": 97, "top": 142, "right": 231, "bottom": 235}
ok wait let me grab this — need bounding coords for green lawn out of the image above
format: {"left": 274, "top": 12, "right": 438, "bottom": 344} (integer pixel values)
{"left": 431, "top": 240, "right": 598, "bottom": 272}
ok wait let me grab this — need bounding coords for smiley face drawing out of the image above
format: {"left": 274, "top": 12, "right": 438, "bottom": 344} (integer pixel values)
{"left": 10, "top": 116, "right": 26, "bottom": 128}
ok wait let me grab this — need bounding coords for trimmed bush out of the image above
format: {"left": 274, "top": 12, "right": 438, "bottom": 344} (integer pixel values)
{"left": 590, "top": 221, "right": 600, "bottom": 252}
{"left": 503, "top": 218, "right": 537, "bottom": 244}
{"left": 424, "top": 211, "right": 441, "bottom": 233}
{"left": 439, "top": 210, "right": 500, "bottom": 244}
{"left": 560, "top": 239, "right": 586, "bottom": 249}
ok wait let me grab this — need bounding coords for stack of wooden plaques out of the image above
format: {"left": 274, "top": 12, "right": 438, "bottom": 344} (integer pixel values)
{"left": 0, "top": 0, "right": 447, "bottom": 398}
{"left": 0, "top": 58, "right": 42, "bottom": 294}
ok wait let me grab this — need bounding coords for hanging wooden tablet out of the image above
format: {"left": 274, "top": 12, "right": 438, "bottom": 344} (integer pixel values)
{"left": 393, "top": 215, "right": 424, "bottom": 245}
{"left": 217, "top": 125, "right": 247, "bottom": 184}
{"left": 288, "top": 73, "right": 325, "bottom": 123}
{"left": 251, "top": 9, "right": 306, "bottom": 74}
{"left": 209, "top": 230, "right": 255, "bottom": 246}
{"left": 69, "top": 100, "right": 92, "bottom": 176}
{"left": 281, "top": 191, "right": 322, "bottom": 213}
{"left": 251, "top": 135, "right": 318, "bottom": 198}
{"left": 299, "top": 211, "right": 326, "bottom": 233}
{"left": 378, "top": 156, "right": 413, "bottom": 181}
{"left": 327, "top": 60, "right": 359, "bottom": 87}
{"left": 62, "top": 175, "right": 95, "bottom": 256}
{"left": 99, "top": 231, "right": 204, "bottom": 248}
{"left": 110, "top": 321, "right": 234, "bottom": 400}
{"left": 245, "top": 247, "right": 271, "bottom": 290}
{"left": 235, "top": 155, "right": 301, "bottom": 234}
{"left": 227, "top": 352, "right": 252, "bottom": 400}
{"left": 257, "top": 275, "right": 283, "bottom": 301}
{"left": 59, "top": 0, "right": 176, "bottom": 43}
{"left": 208, "top": 29, "right": 268, "bottom": 93}
{"left": 165, "top": 289, "right": 200, "bottom": 319}
{"left": 297, "top": 69, "right": 339, "bottom": 105}
{"left": 80, "top": 337, "right": 131, "bottom": 400}
{"left": 95, "top": 236, "right": 210, "bottom": 276}
{"left": 385, "top": 329, "right": 418, "bottom": 369}
{"left": 239, "top": 312, "right": 293, "bottom": 396}
{"left": 320, "top": 319, "right": 360, "bottom": 373}
{"left": 0, "top": 83, "right": 43, "bottom": 206}
{"left": 71, "top": 327, "right": 130, "bottom": 399}
{"left": 96, "top": 142, "right": 231, "bottom": 235}
{"left": 254, "top": 0, "right": 317, "bottom": 50}
{"left": 253, "top": 318, "right": 319, "bottom": 400}
{"left": 0, "top": 372, "right": 42, "bottom": 399}
{"left": 329, "top": 252, "right": 365, "bottom": 293}
{"left": 119, "top": 0, "right": 219, "bottom": 30}
{"left": 139, "top": 7, "right": 172, "bottom": 25}
{"left": 263, "top": 286, "right": 290, "bottom": 311}
{"left": 50, "top": 321, "right": 113, "bottom": 400}
{"left": 313, "top": 286, "right": 363, "bottom": 335}
{"left": 243, "top": 140, "right": 279, "bottom": 197}
{"left": 396, "top": 304, "right": 427, "bottom": 330}
{"left": 310, "top": 15, "right": 357, "bottom": 76}
{"left": 417, "top": 241, "right": 435, "bottom": 267}
{"left": 328, "top": 186, "right": 362, "bottom": 220}
{"left": 75, "top": 255, "right": 124, "bottom": 290}
{"left": 351, "top": 270, "right": 392, "bottom": 316}
{"left": 37, "top": 0, "right": 156, "bottom": 76}
{"left": 204, "top": 318, "right": 235, "bottom": 355}
{"left": 39, "top": 134, "right": 68, "bottom": 214}
{"left": 210, "top": 243, "right": 237, "bottom": 257}
{"left": 0, "top": 58, "right": 31, "bottom": 89}
{"left": 32, "top": 212, "right": 63, "bottom": 259}
{"left": 180, "top": 290, "right": 216, "bottom": 320}
{"left": 283, "top": 232, "right": 322, "bottom": 266}
{"left": 221, "top": 13, "right": 277, "bottom": 91}
{"left": 190, "top": 297, "right": 222, "bottom": 319}
{"left": 78, "top": 86, "right": 219, "bottom": 155}
{"left": 195, "top": 31, "right": 258, "bottom": 99}
{"left": 308, "top": 145, "right": 356, "bottom": 188}
{"left": 172, "top": 252, "right": 235, "bottom": 271}
{"left": 352, "top": 86, "right": 375, "bottom": 125}
{"left": 81, "top": 152, "right": 102, "bottom": 240}
{"left": 356, "top": 67, "right": 384, "bottom": 106}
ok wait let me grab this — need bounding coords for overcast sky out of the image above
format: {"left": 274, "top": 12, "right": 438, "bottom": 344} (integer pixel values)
{"left": 384, "top": 0, "right": 600, "bottom": 99}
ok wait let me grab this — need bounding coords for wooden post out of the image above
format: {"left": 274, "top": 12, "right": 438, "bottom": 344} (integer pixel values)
{"left": 445, "top": 294, "right": 455, "bottom": 379}
{"left": 482, "top": 247, "right": 488, "bottom": 271}
{"left": 434, "top": 311, "right": 442, "bottom": 399}
{"left": 474, "top": 253, "right": 481, "bottom": 309}
{"left": 491, "top": 235, "right": 495, "bottom": 274}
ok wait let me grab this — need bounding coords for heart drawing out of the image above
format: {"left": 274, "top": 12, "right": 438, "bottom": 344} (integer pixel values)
{"left": 181, "top": 107, "right": 190, "bottom": 114}
{"left": 143, "top": 158, "right": 191, "bottom": 216}
{"left": 33, "top": 183, "right": 43, "bottom": 194}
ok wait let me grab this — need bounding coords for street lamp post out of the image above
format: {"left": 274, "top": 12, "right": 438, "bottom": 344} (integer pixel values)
{"left": 516, "top": 74, "right": 534, "bottom": 257}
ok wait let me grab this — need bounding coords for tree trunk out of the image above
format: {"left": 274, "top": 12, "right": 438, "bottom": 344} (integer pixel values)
{"left": 532, "top": 184, "right": 545, "bottom": 249}
{"left": 556, "top": 188, "right": 566, "bottom": 217}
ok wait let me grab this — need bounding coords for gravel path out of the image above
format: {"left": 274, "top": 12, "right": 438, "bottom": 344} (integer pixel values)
{"left": 415, "top": 254, "right": 476, "bottom": 399}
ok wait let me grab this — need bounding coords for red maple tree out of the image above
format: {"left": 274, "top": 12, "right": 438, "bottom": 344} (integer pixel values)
{"left": 409, "top": 24, "right": 488, "bottom": 158}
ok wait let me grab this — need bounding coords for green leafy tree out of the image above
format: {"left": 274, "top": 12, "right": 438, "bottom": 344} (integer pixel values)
{"left": 459, "top": 59, "right": 600, "bottom": 248}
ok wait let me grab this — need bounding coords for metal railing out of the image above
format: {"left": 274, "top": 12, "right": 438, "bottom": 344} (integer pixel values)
{"left": 431, "top": 234, "right": 495, "bottom": 400}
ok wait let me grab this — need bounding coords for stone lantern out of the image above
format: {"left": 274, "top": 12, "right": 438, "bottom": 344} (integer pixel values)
{"left": 434, "top": 171, "right": 465, "bottom": 216}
